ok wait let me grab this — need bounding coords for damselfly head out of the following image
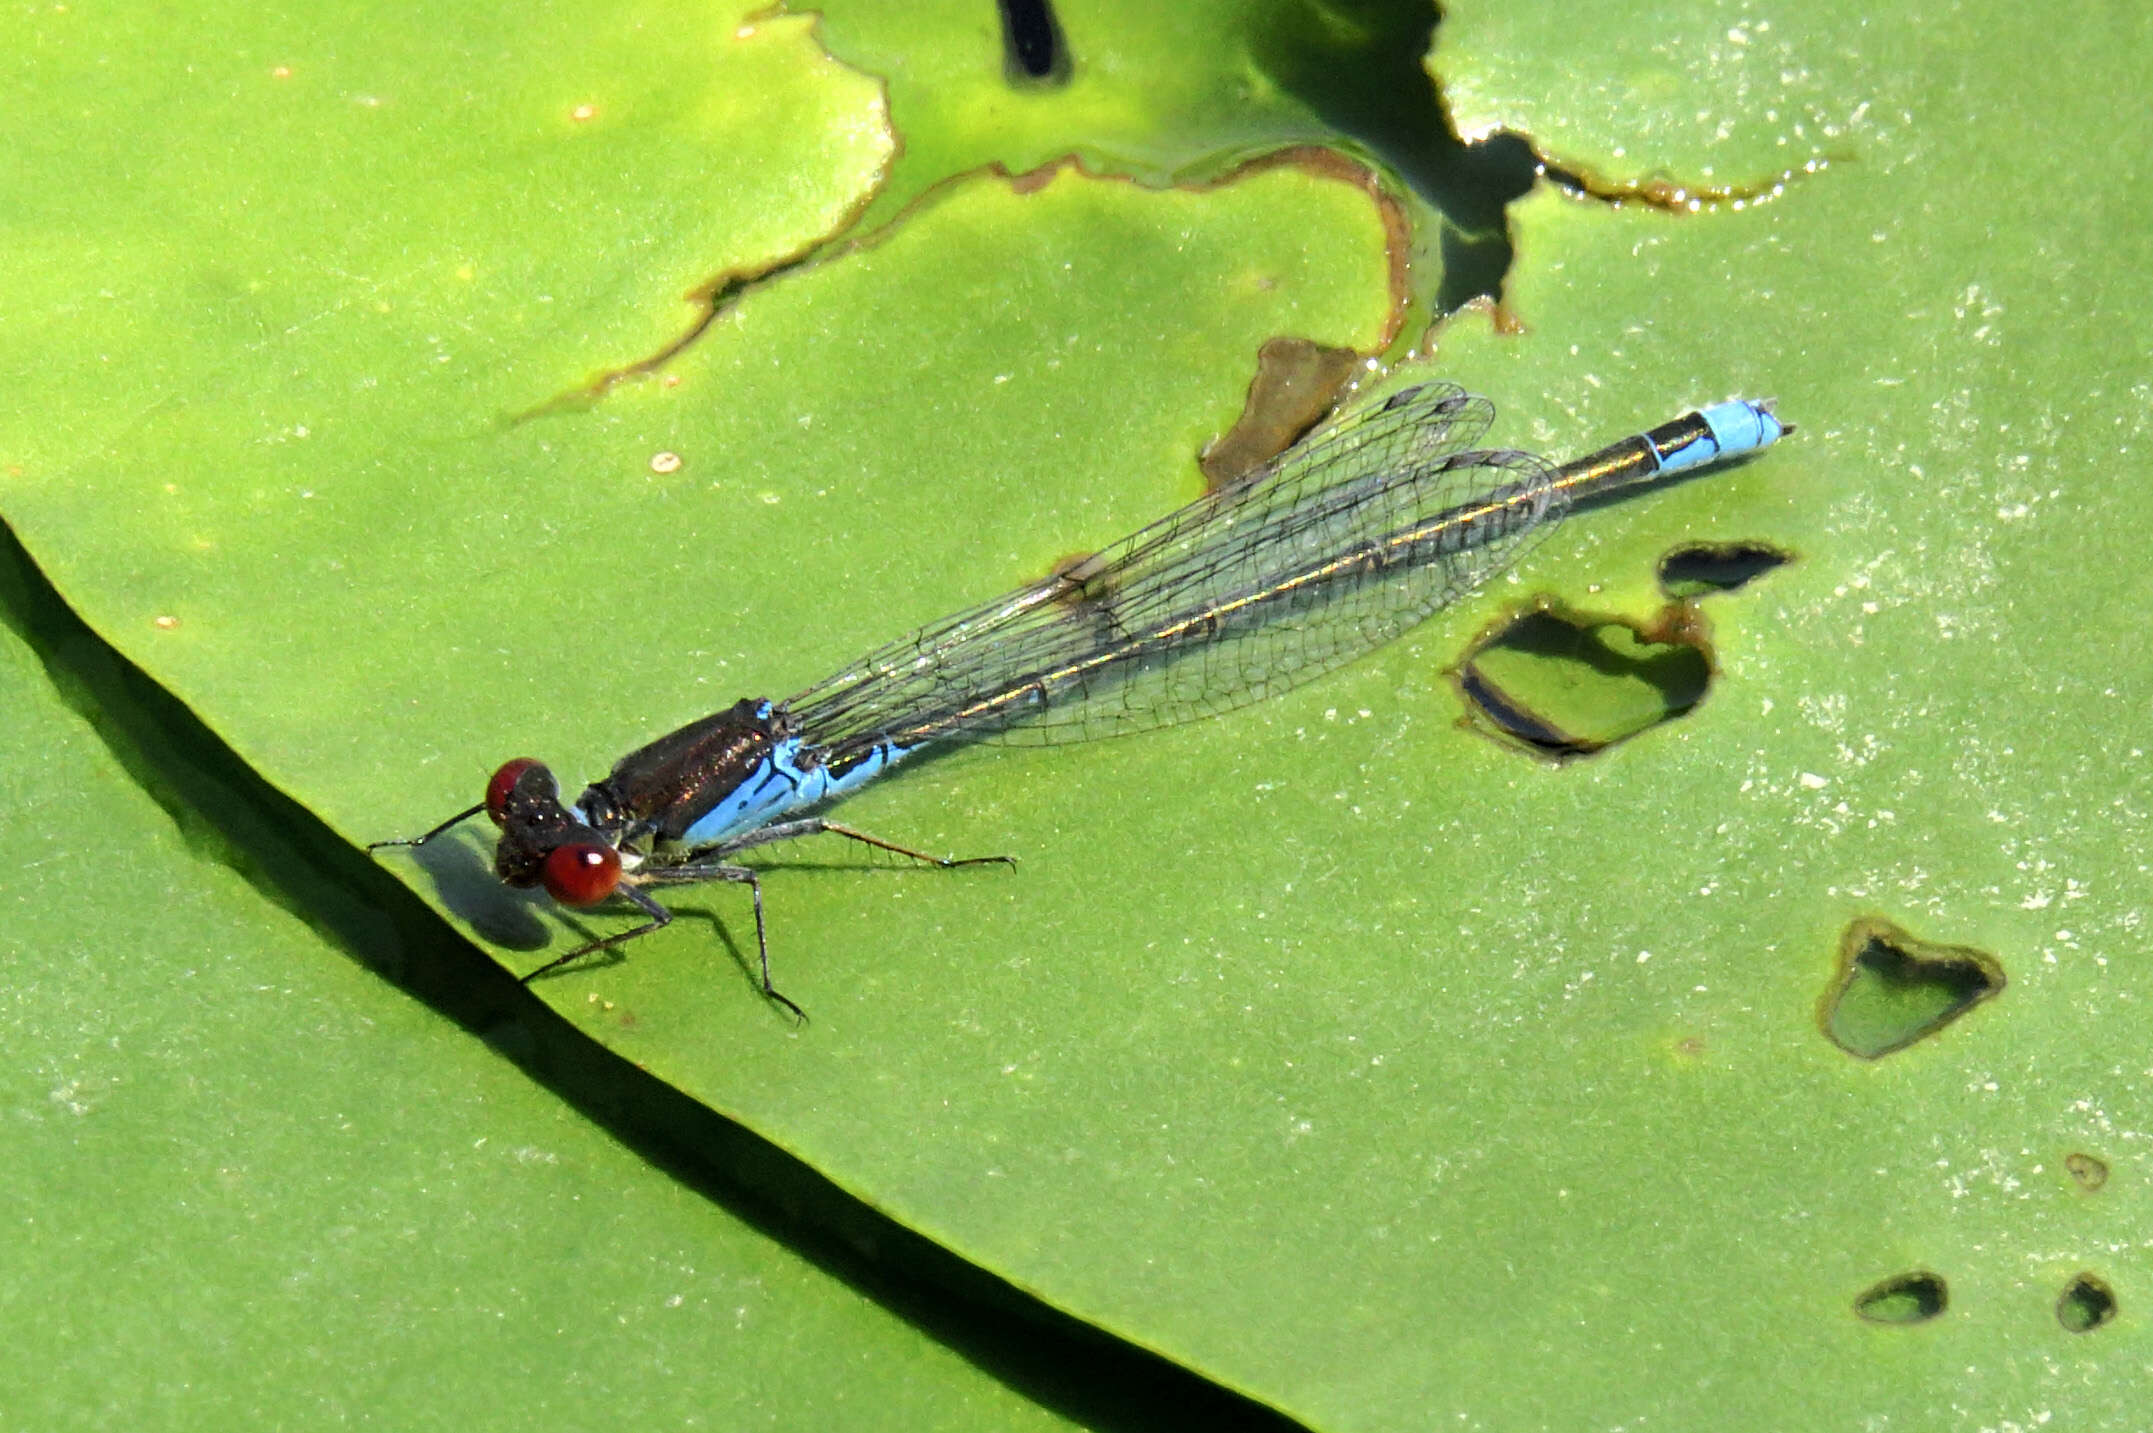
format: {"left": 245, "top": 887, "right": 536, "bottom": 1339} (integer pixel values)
{"left": 485, "top": 757, "right": 545, "bottom": 826}
{"left": 539, "top": 842, "right": 622, "bottom": 906}
{"left": 488, "top": 759, "right": 621, "bottom": 905}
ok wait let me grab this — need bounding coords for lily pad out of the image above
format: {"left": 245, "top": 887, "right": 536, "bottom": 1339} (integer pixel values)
{"left": 5, "top": 0, "right": 2150, "bottom": 1430}
{"left": 1434, "top": 0, "right": 1849, "bottom": 183}
{"left": 0, "top": 549, "right": 1081, "bottom": 1429}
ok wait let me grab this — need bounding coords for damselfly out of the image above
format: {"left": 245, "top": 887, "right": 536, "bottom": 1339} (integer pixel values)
{"left": 374, "top": 382, "right": 1788, "bottom": 1013}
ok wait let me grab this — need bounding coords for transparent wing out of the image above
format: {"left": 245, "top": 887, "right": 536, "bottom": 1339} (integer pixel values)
{"left": 784, "top": 381, "right": 1565, "bottom": 754}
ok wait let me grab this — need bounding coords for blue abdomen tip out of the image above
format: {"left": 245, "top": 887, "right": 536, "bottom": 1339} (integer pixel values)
{"left": 1698, "top": 398, "right": 1787, "bottom": 458}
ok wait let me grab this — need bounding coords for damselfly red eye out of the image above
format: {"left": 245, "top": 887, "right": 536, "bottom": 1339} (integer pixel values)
{"left": 485, "top": 758, "right": 543, "bottom": 825}
{"left": 542, "top": 843, "right": 620, "bottom": 906}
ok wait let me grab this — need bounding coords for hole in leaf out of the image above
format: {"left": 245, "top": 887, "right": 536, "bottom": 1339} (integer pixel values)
{"left": 1854, "top": 1270, "right": 1948, "bottom": 1325}
{"left": 2058, "top": 1272, "right": 2118, "bottom": 1333}
{"left": 1657, "top": 540, "right": 1792, "bottom": 598}
{"left": 997, "top": 0, "right": 1070, "bottom": 85}
{"left": 1455, "top": 602, "right": 1712, "bottom": 759}
{"left": 1820, "top": 918, "right": 2005, "bottom": 1059}
{"left": 2065, "top": 1152, "right": 2110, "bottom": 1191}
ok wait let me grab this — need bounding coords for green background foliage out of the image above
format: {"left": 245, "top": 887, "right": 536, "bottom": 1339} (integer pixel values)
{"left": 5, "top": 0, "right": 2146, "bottom": 1428}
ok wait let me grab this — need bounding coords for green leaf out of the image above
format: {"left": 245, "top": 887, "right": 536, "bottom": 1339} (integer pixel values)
{"left": 1435, "top": 0, "right": 1844, "bottom": 181}
{"left": 0, "top": 555, "right": 1081, "bottom": 1429}
{"left": 8, "top": 0, "right": 2151, "bottom": 1429}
